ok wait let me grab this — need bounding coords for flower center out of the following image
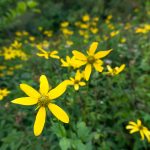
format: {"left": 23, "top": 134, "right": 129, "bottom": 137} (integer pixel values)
{"left": 87, "top": 56, "right": 95, "bottom": 64}
{"left": 74, "top": 80, "right": 79, "bottom": 84}
{"left": 38, "top": 95, "right": 50, "bottom": 107}
{"left": 138, "top": 125, "right": 143, "bottom": 130}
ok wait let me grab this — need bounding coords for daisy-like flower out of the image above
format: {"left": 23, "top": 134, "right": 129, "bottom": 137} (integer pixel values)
{"left": 36, "top": 46, "right": 60, "bottom": 59}
{"left": 67, "top": 70, "right": 86, "bottom": 91}
{"left": 0, "top": 88, "right": 10, "bottom": 100}
{"left": 11, "top": 75, "right": 69, "bottom": 136}
{"left": 106, "top": 64, "right": 125, "bottom": 76}
{"left": 126, "top": 119, "right": 150, "bottom": 142}
{"left": 72, "top": 42, "right": 112, "bottom": 81}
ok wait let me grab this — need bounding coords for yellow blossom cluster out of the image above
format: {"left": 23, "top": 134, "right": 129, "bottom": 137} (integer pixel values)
{"left": 0, "top": 40, "right": 28, "bottom": 60}
{"left": 135, "top": 24, "right": 150, "bottom": 34}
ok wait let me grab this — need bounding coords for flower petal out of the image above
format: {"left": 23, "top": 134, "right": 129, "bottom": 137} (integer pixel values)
{"left": 84, "top": 64, "right": 92, "bottom": 81}
{"left": 95, "top": 49, "right": 112, "bottom": 59}
{"left": 39, "top": 75, "right": 49, "bottom": 95}
{"left": 72, "top": 50, "right": 87, "bottom": 61}
{"left": 140, "top": 130, "right": 145, "bottom": 140}
{"left": 20, "top": 84, "right": 40, "bottom": 99}
{"left": 11, "top": 97, "right": 38, "bottom": 105}
{"left": 117, "top": 64, "right": 125, "bottom": 74}
{"left": 74, "top": 84, "right": 79, "bottom": 91}
{"left": 48, "top": 80, "right": 68, "bottom": 100}
{"left": 88, "top": 42, "right": 98, "bottom": 55}
{"left": 34, "top": 107, "right": 46, "bottom": 136}
{"left": 48, "top": 103, "right": 69, "bottom": 123}
{"left": 93, "top": 62, "right": 104, "bottom": 72}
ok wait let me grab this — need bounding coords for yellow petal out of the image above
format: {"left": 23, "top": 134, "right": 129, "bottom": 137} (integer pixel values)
{"left": 74, "top": 84, "right": 79, "bottom": 91}
{"left": 75, "top": 70, "right": 81, "bottom": 81}
{"left": 130, "top": 127, "right": 139, "bottom": 134}
{"left": 11, "top": 97, "right": 38, "bottom": 105}
{"left": 143, "top": 129, "right": 150, "bottom": 142}
{"left": 137, "top": 119, "right": 142, "bottom": 126}
{"left": 72, "top": 50, "right": 87, "bottom": 61}
{"left": 84, "top": 64, "right": 92, "bottom": 81}
{"left": 107, "top": 65, "right": 113, "bottom": 72}
{"left": 95, "top": 49, "right": 112, "bottom": 59}
{"left": 129, "top": 121, "right": 137, "bottom": 126}
{"left": 126, "top": 125, "right": 134, "bottom": 129}
{"left": 93, "top": 62, "right": 104, "bottom": 72}
{"left": 117, "top": 64, "right": 125, "bottom": 74}
{"left": 79, "top": 82, "right": 86, "bottom": 86}
{"left": 88, "top": 42, "right": 98, "bottom": 55}
{"left": 48, "top": 103, "right": 69, "bottom": 123}
{"left": 39, "top": 75, "right": 49, "bottom": 95}
{"left": 20, "top": 84, "right": 40, "bottom": 99}
{"left": 140, "top": 130, "right": 145, "bottom": 140}
{"left": 48, "top": 80, "right": 68, "bottom": 100}
{"left": 34, "top": 107, "right": 46, "bottom": 136}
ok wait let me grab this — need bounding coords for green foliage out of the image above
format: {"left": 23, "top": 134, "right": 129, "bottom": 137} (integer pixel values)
{"left": 0, "top": 0, "right": 150, "bottom": 149}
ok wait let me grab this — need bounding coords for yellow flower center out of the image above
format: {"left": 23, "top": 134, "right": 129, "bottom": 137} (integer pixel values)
{"left": 138, "top": 125, "right": 143, "bottom": 130}
{"left": 38, "top": 95, "right": 50, "bottom": 107}
{"left": 87, "top": 56, "right": 95, "bottom": 64}
{"left": 74, "top": 80, "right": 79, "bottom": 84}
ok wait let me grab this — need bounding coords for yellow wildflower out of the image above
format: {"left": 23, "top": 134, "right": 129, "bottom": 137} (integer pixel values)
{"left": 61, "top": 21, "right": 69, "bottom": 28}
{"left": 72, "top": 42, "right": 112, "bottom": 81}
{"left": 0, "top": 88, "right": 10, "bottom": 100}
{"left": 66, "top": 70, "right": 86, "bottom": 91}
{"left": 126, "top": 119, "right": 150, "bottom": 142}
{"left": 36, "top": 46, "right": 60, "bottom": 59}
{"left": 106, "top": 64, "right": 125, "bottom": 76}
{"left": 82, "top": 14, "right": 90, "bottom": 22}
{"left": 11, "top": 75, "right": 69, "bottom": 136}
{"left": 110, "top": 30, "right": 120, "bottom": 37}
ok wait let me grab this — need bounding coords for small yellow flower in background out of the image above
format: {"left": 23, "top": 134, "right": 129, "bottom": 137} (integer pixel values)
{"left": 110, "top": 30, "right": 120, "bottom": 37}
{"left": 29, "top": 36, "right": 35, "bottom": 42}
{"left": 61, "top": 21, "right": 69, "bottom": 28}
{"left": 106, "top": 64, "right": 125, "bottom": 76}
{"left": 66, "top": 70, "right": 86, "bottom": 91}
{"left": 72, "top": 42, "right": 112, "bottom": 81}
{"left": 0, "top": 88, "right": 10, "bottom": 100}
{"left": 11, "top": 75, "right": 69, "bottom": 136}
{"left": 82, "top": 14, "right": 90, "bottom": 22}
{"left": 120, "top": 38, "right": 126, "bottom": 43}
{"left": 36, "top": 46, "right": 60, "bottom": 59}
{"left": 126, "top": 119, "right": 150, "bottom": 142}
{"left": 43, "top": 30, "right": 53, "bottom": 37}
{"left": 11, "top": 40, "right": 22, "bottom": 49}
{"left": 60, "top": 56, "right": 82, "bottom": 69}
{"left": 90, "top": 27, "right": 98, "bottom": 34}
{"left": 66, "top": 40, "right": 74, "bottom": 47}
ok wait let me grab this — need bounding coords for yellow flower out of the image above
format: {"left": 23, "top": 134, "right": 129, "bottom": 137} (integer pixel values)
{"left": 66, "top": 70, "right": 86, "bottom": 91}
{"left": 11, "top": 75, "right": 69, "bottom": 136}
{"left": 0, "top": 88, "right": 10, "bottom": 100}
{"left": 72, "top": 42, "right": 112, "bottom": 81}
{"left": 36, "top": 46, "right": 60, "bottom": 59}
{"left": 82, "top": 14, "right": 90, "bottom": 22}
{"left": 110, "top": 30, "right": 120, "bottom": 37}
{"left": 106, "top": 64, "right": 125, "bottom": 76}
{"left": 126, "top": 120, "right": 150, "bottom": 142}
{"left": 60, "top": 56, "right": 82, "bottom": 69}
{"left": 90, "top": 27, "right": 98, "bottom": 34}
{"left": 61, "top": 21, "right": 69, "bottom": 28}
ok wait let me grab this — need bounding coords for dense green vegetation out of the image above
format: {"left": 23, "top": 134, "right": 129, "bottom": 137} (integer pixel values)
{"left": 0, "top": 0, "right": 150, "bottom": 149}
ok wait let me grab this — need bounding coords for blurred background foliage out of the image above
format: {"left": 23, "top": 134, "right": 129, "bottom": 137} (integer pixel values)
{"left": 0, "top": 0, "right": 150, "bottom": 150}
